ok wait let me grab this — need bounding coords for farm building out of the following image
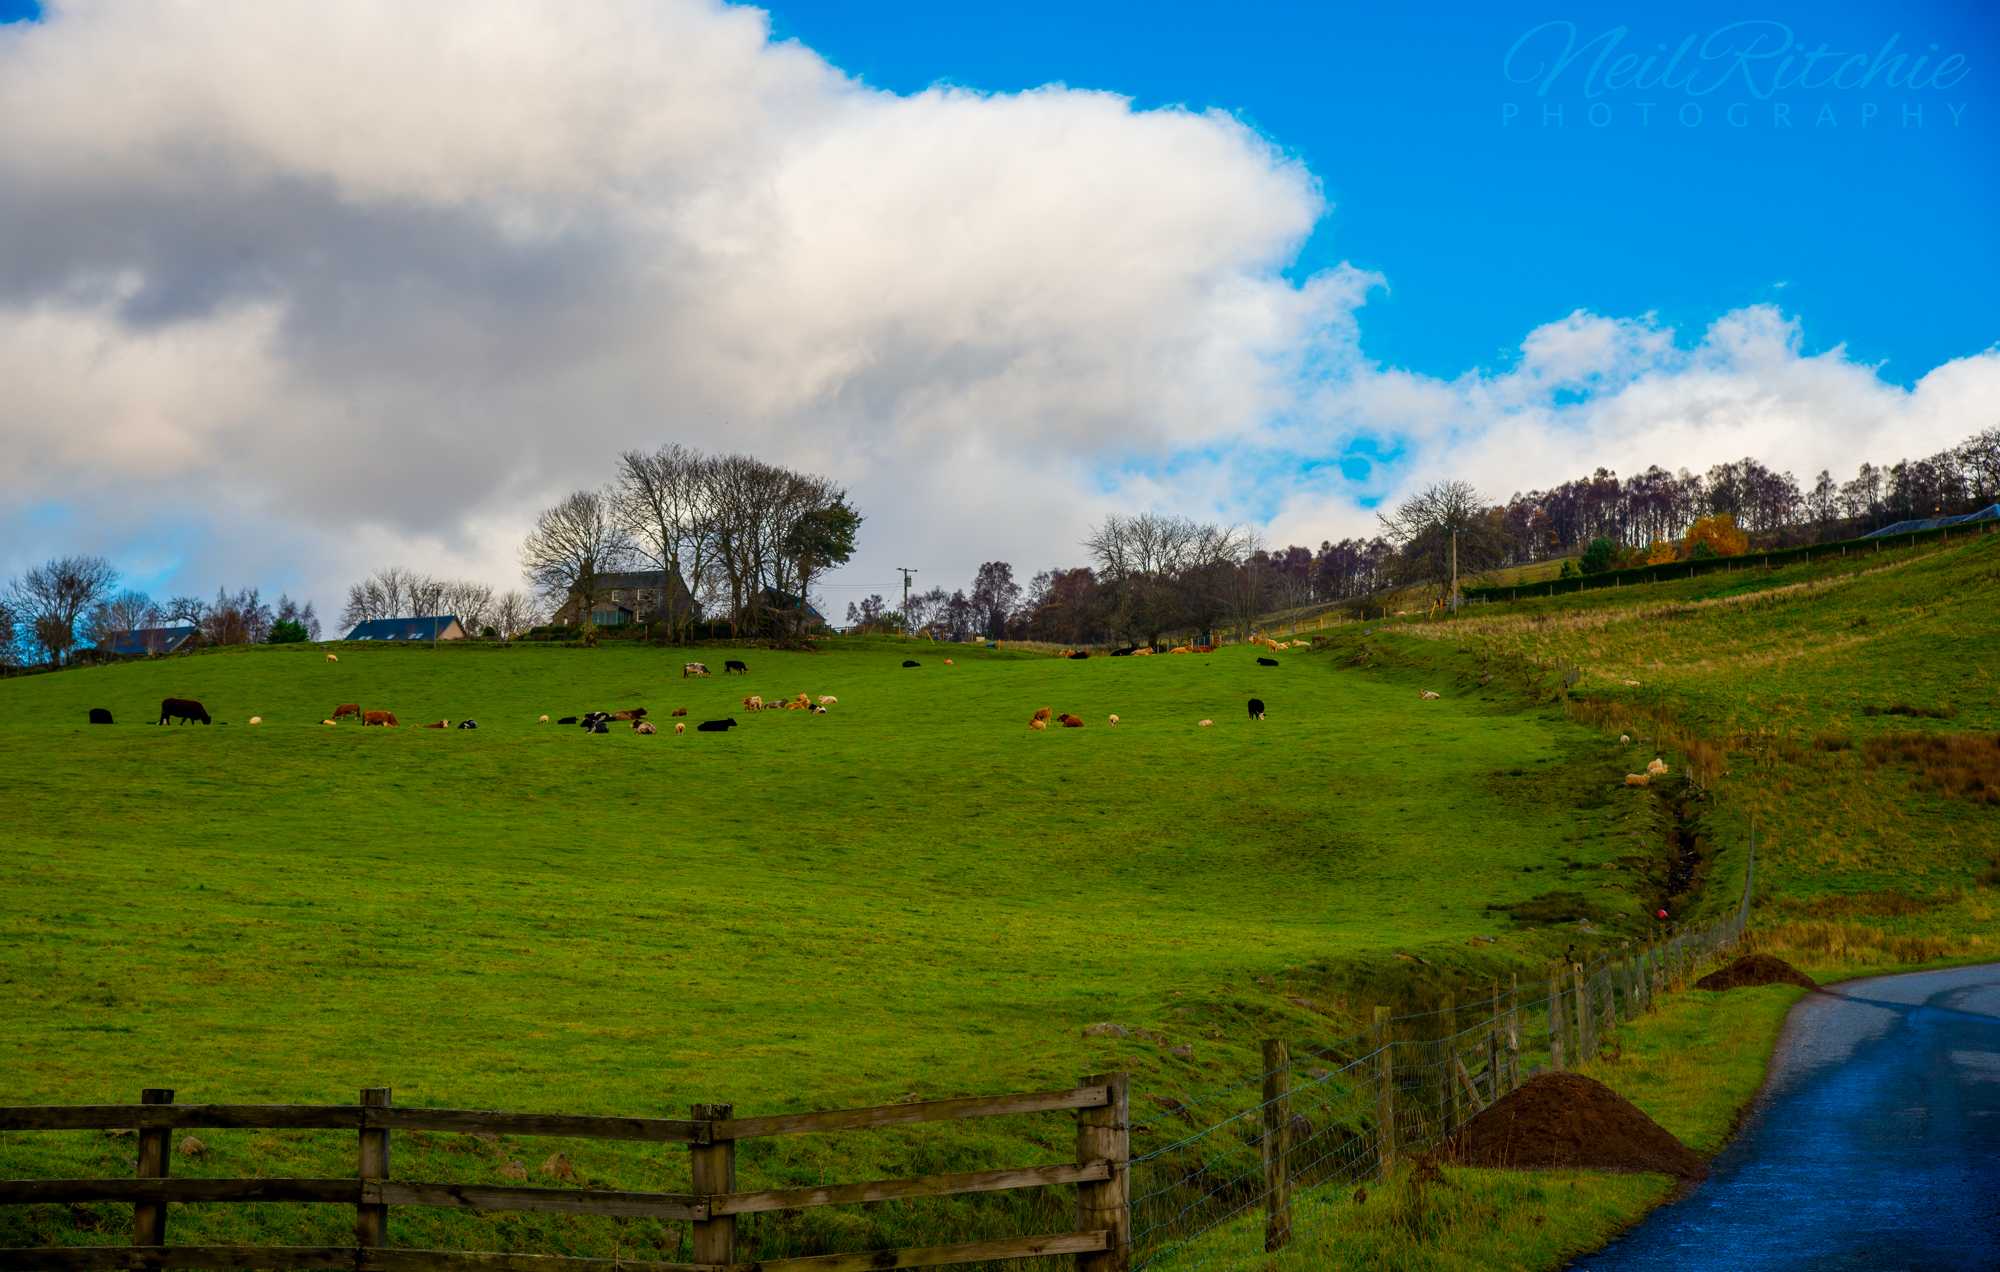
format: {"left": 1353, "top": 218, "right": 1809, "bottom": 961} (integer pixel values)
{"left": 551, "top": 570, "right": 696, "bottom": 629}
{"left": 343, "top": 615, "right": 468, "bottom": 642}
{"left": 1860, "top": 504, "right": 1999, "bottom": 539}
{"left": 101, "top": 625, "right": 199, "bottom": 657}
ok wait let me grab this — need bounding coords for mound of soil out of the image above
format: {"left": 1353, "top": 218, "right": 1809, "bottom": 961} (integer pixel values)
{"left": 1452, "top": 1072, "right": 1706, "bottom": 1180}
{"left": 1695, "top": 954, "right": 1818, "bottom": 991}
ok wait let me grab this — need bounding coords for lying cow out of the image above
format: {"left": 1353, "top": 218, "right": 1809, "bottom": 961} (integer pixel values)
{"left": 158, "top": 697, "right": 211, "bottom": 725}
{"left": 88, "top": 707, "right": 114, "bottom": 725}
{"left": 1257, "top": 657, "right": 1278, "bottom": 667}
{"left": 696, "top": 718, "right": 738, "bottom": 732}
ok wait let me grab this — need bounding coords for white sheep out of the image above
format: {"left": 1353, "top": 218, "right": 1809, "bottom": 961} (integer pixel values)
{"left": 1420, "top": 690, "right": 1441, "bottom": 700}
{"left": 325, "top": 653, "right": 338, "bottom": 663}
{"left": 538, "top": 714, "right": 550, "bottom": 723}
{"left": 818, "top": 695, "right": 838, "bottom": 705}
{"left": 248, "top": 716, "right": 262, "bottom": 726}
{"left": 674, "top": 722, "right": 686, "bottom": 734}
{"left": 1108, "top": 714, "right": 1120, "bottom": 725}
{"left": 1199, "top": 719, "right": 1214, "bottom": 728}
{"left": 1619, "top": 733, "right": 1631, "bottom": 744}
{"left": 322, "top": 719, "right": 337, "bottom": 727}
{"left": 1647, "top": 757, "right": 1669, "bottom": 776}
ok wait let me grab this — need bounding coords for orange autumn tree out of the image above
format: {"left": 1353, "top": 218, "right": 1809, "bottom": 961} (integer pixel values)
{"left": 1645, "top": 540, "right": 1679, "bottom": 565}
{"left": 1682, "top": 513, "right": 1750, "bottom": 559}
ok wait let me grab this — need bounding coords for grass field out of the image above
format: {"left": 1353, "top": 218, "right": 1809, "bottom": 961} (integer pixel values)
{"left": 2, "top": 533, "right": 1989, "bottom": 1263}
{"left": 1, "top": 635, "right": 1662, "bottom": 1258}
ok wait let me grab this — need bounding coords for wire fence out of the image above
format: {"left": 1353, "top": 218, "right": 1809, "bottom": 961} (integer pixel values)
{"left": 1126, "top": 833, "right": 1756, "bottom": 1269}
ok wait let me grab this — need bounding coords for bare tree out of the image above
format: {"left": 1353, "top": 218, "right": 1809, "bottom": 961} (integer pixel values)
{"left": 1085, "top": 513, "right": 1251, "bottom": 644}
{"left": 521, "top": 488, "right": 634, "bottom": 624}
{"left": 0, "top": 594, "right": 21, "bottom": 668}
{"left": 162, "top": 595, "right": 208, "bottom": 626}
{"left": 493, "top": 590, "right": 542, "bottom": 640}
{"left": 84, "top": 590, "right": 159, "bottom": 650}
{"left": 438, "top": 580, "right": 495, "bottom": 635}
{"left": 616, "top": 444, "right": 716, "bottom": 642}
{"left": 7, "top": 555, "right": 117, "bottom": 666}
{"left": 1377, "top": 480, "right": 1507, "bottom": 597}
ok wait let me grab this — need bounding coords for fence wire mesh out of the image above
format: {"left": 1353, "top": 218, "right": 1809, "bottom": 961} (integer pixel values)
{"left": 1127, "top": 835, "right": 1754, "bottom": 1269}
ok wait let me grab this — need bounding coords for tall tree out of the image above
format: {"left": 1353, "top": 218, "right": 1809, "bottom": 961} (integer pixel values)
{"left": 1377, "top": 481, "right": 1506, "bottom": 597}
{"left": 968, "top": 562, "right": 1021, "bottom": 639}
{"left": 7, "top": 555, "right": 117, "bottom": 666}
{"left": 84, "top": 590, "right": 158, "bottom": 650}
{"left": 521, "top": 488, "right": 634, "bottom": 624}
{"left": 493, "top": 590, "right": 541, "bottom": 641}
{"left": 615, "top": 444, "right": 716, "bottom": 641}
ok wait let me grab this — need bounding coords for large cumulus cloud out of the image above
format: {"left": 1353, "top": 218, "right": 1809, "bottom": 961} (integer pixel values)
{"left": 1, "top": 0, "right": 1994, "bottom": 611}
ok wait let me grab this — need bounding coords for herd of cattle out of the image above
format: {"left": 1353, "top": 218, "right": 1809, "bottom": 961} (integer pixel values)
{"left": 84, "top": 648, "right": 1308, "bottom": 735}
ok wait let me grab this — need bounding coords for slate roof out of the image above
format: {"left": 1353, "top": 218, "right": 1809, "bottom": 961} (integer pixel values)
{"left": 343, "top": 615, "right": 465, "bottom": 641}
{"left": 103, "top": 625, "right": 198, "bottom": 656}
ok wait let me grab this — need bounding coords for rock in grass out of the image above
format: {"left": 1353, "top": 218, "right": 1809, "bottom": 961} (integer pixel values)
{"left": 1082, "top": 1022, "right": 1130, "bottom": 1039}
{"left": 176, "top": 1135, "right": 206, "bottom": 1158}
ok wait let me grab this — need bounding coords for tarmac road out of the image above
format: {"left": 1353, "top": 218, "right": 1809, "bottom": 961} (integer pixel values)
{"left": 1572, "top": 961, "right": 2000, "bottom": 1271}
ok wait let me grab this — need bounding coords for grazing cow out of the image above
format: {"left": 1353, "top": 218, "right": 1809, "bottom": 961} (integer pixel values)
{"left": 902, "top": 660, "right": 921, "bottom": 668}
{"left": 325, "top": 653, "right": 338, "bottom": 663}
{"left": 158, "top": 698, "right": 211, "bottom": 726}
{"left": 671, "top": 707, "right": 688, "bottom": 717}
{"left": 1247, "top": 699, "right": 1265, "bottom": 720}
{"left": 634, "top": 720, "right": 657, "bottom": 734}
{"left": 556, "top": 716, "right": 578, "bottom": 725}
{"left": 423, "top": 720, "right": 448, "bottom": 729}
{"left": 333, "top": 703, "right": 361, "bottom": 721}
{"left": 683, "top": 662, "right": 711, "bottom": 678}
{"left": 696, "top": 718, "right": 738, "bottom": 732}
{"left": 674, "top": 722, "right": 686, "bottom": 734}
{"left": 724, "top": 659, "right": 749, "bottom": 675}
{"left": 88, "top": 708, "right": 113, "bottom": 725}
{"left": 1068, "top": 651, "right": 1089, "bottom": 660}
{"left": 363, "top": 710, "right": 399, "bottom": 727}
{"left": 457, "top": 720, "right": 479, "bottom": 730}
{"left": 1257, "top": 657, "right": 1278, "bottom": 667}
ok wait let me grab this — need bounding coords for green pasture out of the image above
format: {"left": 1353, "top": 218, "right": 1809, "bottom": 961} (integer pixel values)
{"left": 0, "top": 635, "right": 1660, "bottom": 1258}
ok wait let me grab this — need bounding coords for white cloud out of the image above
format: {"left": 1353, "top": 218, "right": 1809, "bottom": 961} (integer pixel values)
{"left": 0, "top": 0, "right": 1995, "bottom": 614}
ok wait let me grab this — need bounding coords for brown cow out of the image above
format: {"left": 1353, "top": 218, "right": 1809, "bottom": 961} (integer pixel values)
{"left": 1059, "top": 714, "right": 1085, "bottom": 728}
{"left": 422, "top": 720, "right": 448, "bottom": 729}
{"left": 609, "top": 708, "right": 647, "bottom": 721}
{"left": 332, "top": 703, "right": 361, "bottom": 720}
{"left": 670, "top": 707, "right": 688, "bottom": 717}
{"left": 363, "top": 710, "right": 399, "bottom": 727}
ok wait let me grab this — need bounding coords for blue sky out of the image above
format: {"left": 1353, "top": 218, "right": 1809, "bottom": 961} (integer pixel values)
{"left": 764, "top": 0, "right": 1998, "bottom": 385}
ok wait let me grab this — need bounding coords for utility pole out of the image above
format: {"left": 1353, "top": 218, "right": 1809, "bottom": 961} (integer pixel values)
{"left": 898, "top": 567, "right": 918, "bottom": 637}
{"left": 1450, "top": 528, "right": 1458, "bottom": 616}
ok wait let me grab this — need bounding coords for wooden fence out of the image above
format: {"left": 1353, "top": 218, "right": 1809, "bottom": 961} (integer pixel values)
{"left": 0, "top": 1075, "right": 1131, "bottom": 1271}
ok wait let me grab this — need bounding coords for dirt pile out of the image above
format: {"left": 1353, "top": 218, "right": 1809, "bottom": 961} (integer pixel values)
{"left": 1696, "top": 954, "right": 1818, "bottom": 991}
{"left": 1452, "top": 1073, "right": 1706, "bottom": 1179}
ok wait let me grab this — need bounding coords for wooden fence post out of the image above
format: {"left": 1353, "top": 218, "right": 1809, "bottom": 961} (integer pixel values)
{"left": 690, "top": 1103, "right": 736, "bottom": 1266}
{"left": 1373, "top": 1006, "right": 1396, "bottom": 1177}
{"left": 1572, "top": 963, "right": 1590, "bottom": 1062}
{"left": 1506, "top": 975, "right": 1521, "bottom": 1092}
{"left": 1261, "top": 1042, "right": 1292, "bottom": 1253}
{"left": 1651, "top": 944, "right": 1665, "bottom": 1000}
{"left": 133, "top": 1087, "right": 173, "bottom": 1249}
{"left": 357, "top": 1087, "right": 391, "bottom": 1251}
{"left": 1547, "top": 968, "right": 1565, "bottom": 1072}
{"left": 1077, "top": 1072, "right": 1131, "bottom": 1272}
{"left": 1440, "top": 993, "right": 1460, "bottom": 1139}
{"left": 1485, "top": 979, "right": 1501, "bottom": 1105}
{"left": 1600, "top": 966, "right": 1617, "bottom": 1042}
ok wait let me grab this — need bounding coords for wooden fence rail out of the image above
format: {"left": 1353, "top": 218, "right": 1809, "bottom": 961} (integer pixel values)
{"left": 0, "top": 1076, "right": 1130, "bottom": 1272}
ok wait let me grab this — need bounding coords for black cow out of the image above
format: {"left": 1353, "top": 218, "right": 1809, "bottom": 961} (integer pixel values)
{"left": 696, "top": 718, "right": 739, "bottom": 732}
{"left": 158, "top": 697, "right": 211, "bottom": 725}
{"left": 902, "top": 660, "right": 921, "bottom": 668}
{"left": 88, "top": 708, "right": 114, "bottom": 725}
{"left": 1257, "top": 657, "right": 1278, "bottom": 667}
{"left": 457, "top": 719, "right": 479, "bottom": 730}
{"left": 1068, "top": 651, "right": 1090, "bottom": 660}
{"left": 1111, "top": 646, "right": 1136, "bottom": 657}
{"left": 724, "top": 659, "right": 749, "bottom": 674}
{"left": 557, "top": 716, "right": 578, "bottom": 725}
{"left": 1247, "top": 698, "right": 1266, "bottom": 720}
{"left": 590, "top": 721, "right": 610, "bottom": 734}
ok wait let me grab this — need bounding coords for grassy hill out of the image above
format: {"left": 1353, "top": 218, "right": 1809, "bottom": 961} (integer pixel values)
{"left": 3, "top": 531, "right": 1989, "bottom": 1264}
{"left": 1, "top": 635, "right": 1659, "bottom": 1259}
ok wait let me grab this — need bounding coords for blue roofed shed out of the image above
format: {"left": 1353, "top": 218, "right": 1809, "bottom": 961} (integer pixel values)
{"left": 342, "top": 615, "right": 468, "bottom": 642}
